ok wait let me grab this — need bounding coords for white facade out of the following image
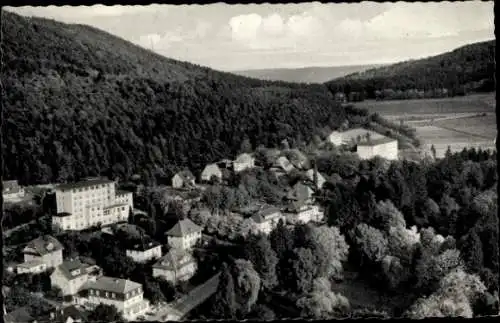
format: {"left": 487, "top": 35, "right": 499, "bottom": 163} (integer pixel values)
{"left": 23, "top": 249, "right": 63, "bottom": 269}
{"left": 284, "top": 205, "right": 324, "bottom": 225}
{"left": 16, "top": 260, "right": 47, "bottom": 274}
{"left": 252, "top": 211, "right": 284, "bottom": 235}
{"left": 51, "top": 267, "right": 89, "bottom": 297}
{"left": 152, "top": 250, "right": 197, "bottom": 284}
{"left": 233, "top": 153, "right": 255, "bottom": 173}
{"left": 200, "top": 164, "right": 223, "bottom": 182}
{"left": 168, "top": 231, "right": 202, "bottom": 250}
{"left": 53, "top": 180, "right": 133, "bottom": 231}
{"left": 125, "top": 245, "right": 162, "bottom": 263}
{"left": 357, "top": 140, "right": 398, "bottom": 160}
{"left": 77, "top": 278, "right": 149, "bottom": 321}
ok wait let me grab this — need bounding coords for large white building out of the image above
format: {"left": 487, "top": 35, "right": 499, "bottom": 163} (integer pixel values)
{"left": 356, "top": 137, "right": 399, "bottom": 161}
{"left": 52, "top": 178, "right": 134, "bottom": 231}
{"left": 327, "top": 128, "right": 385, "bottom": 146}
{"left": 76, "top": 276, "right": 149, "bottom": 321}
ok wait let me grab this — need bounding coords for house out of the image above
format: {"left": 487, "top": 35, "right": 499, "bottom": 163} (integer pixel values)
{"left": 327, "top": 128, "right": 385, "bottom": 146}
{"left": 287, "top": 182, "right": 315, "bottom": 203}
{"left": 75, "top": 276, "right": 149, "bottom": 321}
{"left": 4, "top": 307, "right": 37, "bottom": 323}
{"left": 171, "top": 170, "right": 196, "bottom": 189}
{"left": 270, "top": 156, "right": 295, "bottom": 177}
{"left": 53, "top": 178, "right": 133, "bottom": 231}
{"left": 23, "top": 235, "right": 64, "bottom": 269}
{"left": 166, "top": 218, "right": 203, "bottom": 250}
{"left": 217, "top": 159, "right": 234, "bottom": 169}
{"left": 152, "top": 248, "right": 197, "bottom": 284}
{"left": 283, "top": 201, "right": 324, "bottom": 225}
{"left": 286, "top": 149, "right": 310, "bottom": 170}
{"left": 16, "top": 260, "right": 48, "bottom": 274}
{"left": 2, "top": 180, "right": 25, "bottom": 202}
{"left": 50, "top": 305, "right": 88, "bottom": 323}
{"left": 305, "top": 169, "right": 326, "bottom": 190}
{"left": 125, "top": 241, "right": 162, "bottom": 263}
{"left": 200, "top": 164, "right": 223, "bottom": 183}
{"left": 251, "top": 206, "right": 284, "bottom": 235}
{"left": 50, "top": 259, "right": 100, "bottom": 298}
{"left": 356, "top": 137, "right": 399, "bottom": 161}
{"left": 233, "top": 153, "right": 255, "bottom": 173}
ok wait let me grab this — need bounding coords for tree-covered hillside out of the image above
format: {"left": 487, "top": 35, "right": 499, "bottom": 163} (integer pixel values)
{"left": 2, "top": 11, "right": 351, "bottom": 185}
{"left": 326, "top": 40, "right": 495, "bottom": 101}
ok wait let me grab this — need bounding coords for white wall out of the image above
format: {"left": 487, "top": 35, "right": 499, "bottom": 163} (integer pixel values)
{"left": 357, "top": 141, "right": 398, "bottom": 160}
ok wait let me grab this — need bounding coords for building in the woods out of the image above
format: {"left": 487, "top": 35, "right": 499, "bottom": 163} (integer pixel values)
{"left": 172, "top": 170, "right": 196, "bottom": 189}
{"left": 251, "top": 206, "right": 284, "bottom": 235}
{"left": 125, "top": 241, "right": 162, "bottom": 263}
{"left": 76, "top": 276, "right": 149, "bottom": 320}
{"left": 166, "top": 218, "right": 203, "bottom": 250}
{"left": 283, "top": 201, "right": 324, "bottom": 225}
{"left": 23, "top": 235, "right": 64, "bottom": 269}
{"left": 271, "top": 156, "right": 295, "bottom": 174}
{"left": 305, "top": 169, "right": 326, "bottom": 189}
{"left": 2, "top": 180, "right": 25, "bottom": 202}
{"left": 233, "top": 153, "right": 256, "bottom": 173}
{"left": 287, "top": 182, "right": 315, "bottom": 204}
{"left": 152, "top": 248, "right": 197, "bottom": 284}
{"left": 50, "top": 259, "right": 101, "bottom": 298}
{"left": 356, "top": 137, "right": 399, "bottom": 161}
{"left": 52, "top": 178, "right": 133, "bottom": 231}
{"left": 200, "top": 164, "right": 223, "bottom": 183}
{"left": 327, "top": 128, "right": 384, "bottom": 147}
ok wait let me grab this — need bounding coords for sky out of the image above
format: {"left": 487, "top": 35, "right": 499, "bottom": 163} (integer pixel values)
{"left": 5, "top": 2, "right": 495, "bottom": 71}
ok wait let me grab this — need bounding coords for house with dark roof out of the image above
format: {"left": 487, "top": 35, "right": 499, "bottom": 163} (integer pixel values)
{"left": 50, "top": 305, "right": 88, "bottom": 323}
{"left": 50, "top": 259, "right": 100, "bottom": 298}
{"left": 356, "top": 136, "right": 398, "bottom": 161}
{"left": 251, "top": 206, "right": 284, "bottom": 235}
{"left": 23, "top": 235, "right": 64, "bottom": 269}
{"left": 2, "top": 180, "right": 25, "bottom": 202}
{"left": 166, "top": 218, "right": 203, "bottom": 250}
{"left": 152, "top": 248, "right": 197, "bottom": 284}
{"left": 172, "top": 170, "right": 196, "bottom": 189}
{"left": 233, "top": 153, "right": 256, "bottom": 173}
{"left": 76, "top": 276, "right": 149, "bottom": 320}
{"left": 4, "top": 307, "right": 36, "bottom": 323}
{"left": 125, "top": 241, "right": 162, "bottom": 263}
{"left": 200, "top": 164, "right": 223, "bottom": 183}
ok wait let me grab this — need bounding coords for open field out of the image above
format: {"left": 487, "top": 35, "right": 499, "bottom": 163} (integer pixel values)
{"left": 355, "top": 93, "right": 497, "bottom": 158}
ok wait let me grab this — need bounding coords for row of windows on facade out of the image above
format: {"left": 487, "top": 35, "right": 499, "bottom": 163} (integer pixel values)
{"left": 64, "top": 184, "right": 112, "bottom": 193}
{"left": 88, "top": 288, "right": 142, "bottom": 299}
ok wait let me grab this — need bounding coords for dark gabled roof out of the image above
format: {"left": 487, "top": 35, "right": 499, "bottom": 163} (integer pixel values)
{"left": 81, "top": 276, "right": 141, "bottom": 295}
{"left": 152, "top": 248, "right": 195, "bottom": 270}
{"left": 56, "top": 178, "right": 114, "bottom": 191}
{"left": 23, "top": 235, "right": 64, "bottom": 256}
{"left": 56, "top": 259, "right": 90, "bottom": 281}
{"left": 54, "top": 305, "right": 88, "bottom": 323}
{"left": 357, "top": 137, "right": 396, "bottom": 146}
{"left": 4, "top": 307, "right": 35, "bottom": 323}
{"left": 166, "top": 218, "right": 202, "bottom": 237}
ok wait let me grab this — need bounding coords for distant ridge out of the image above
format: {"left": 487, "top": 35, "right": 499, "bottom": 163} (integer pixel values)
{"left": 233, "top": 64, "right": 384, "bottom": 84}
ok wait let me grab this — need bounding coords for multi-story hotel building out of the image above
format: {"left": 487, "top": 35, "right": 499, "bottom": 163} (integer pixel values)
{"left": 52, "top": 178, "right": 134, "bottom": 231}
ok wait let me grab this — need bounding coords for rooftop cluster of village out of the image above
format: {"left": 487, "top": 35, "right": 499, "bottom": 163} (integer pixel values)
{"left": 3, "top": 127, "right": 401, "bottom": 322}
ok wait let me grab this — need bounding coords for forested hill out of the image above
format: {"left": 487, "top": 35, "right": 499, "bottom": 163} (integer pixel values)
{"left": 1, "top": 11, "right": 351, "bottom": 185}
{"left": 325, "top": 40, "right": 496, "bottom": 100}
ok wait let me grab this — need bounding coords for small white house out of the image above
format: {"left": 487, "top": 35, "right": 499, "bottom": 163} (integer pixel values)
{"left": 356, "top": 137, "right": 398, "bottom": 161}
{"left": 125, "top": 242, "right": 162, "bottom": 263}
{"left": 305, "top": 169, "right": 326, "bottom": 189}
{"left": 152, "top": 248, "right": 197, "bottom": 284}
{"left": 172, "top": 170, "right": 196, "bottom": 189}
{"left": 273, "top": 156, "right": 295, "bottom": 173}
{"left": 327, "top": 128, "right": 385, "bottom": 146}
{"left": 23, "top": 235, "right": 64, "bottom": 269}
{"left": 200, "top": 164, "right": 223, "bottom": 183}
{"left": 2, "top": 180, "right": 25, "bottom": 202}
{"left": 283, "top": 202, "right": 324, "bottom": 225}
{"left": 233, "top": 153, "right": 255, "bottom": 173}
{"left": 166, "top": 218, "right": 203, "bottom": 250}
{"left": 51, "top": 259, "right": 93, "bottom": 297}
